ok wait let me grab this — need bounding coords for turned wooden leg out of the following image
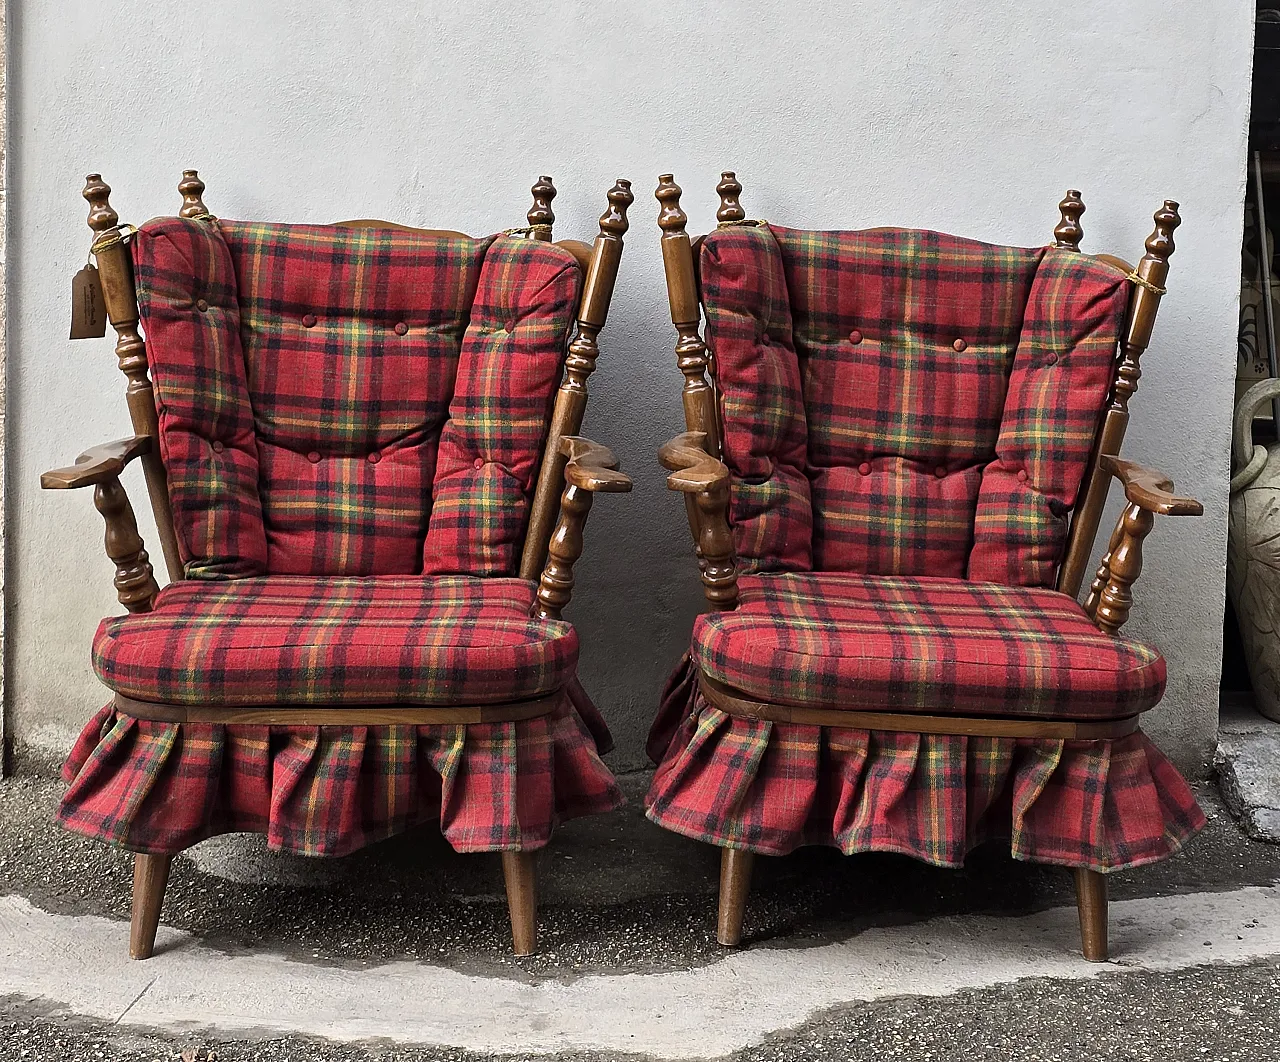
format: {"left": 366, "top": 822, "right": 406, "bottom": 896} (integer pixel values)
{"left": 130, "top": 853, "right": 172, "bottom": 960}
{"left": 717, "top": 847, "right": 754, "bottom": 946}
{"left": 501, "top": 850, "right": 538, "bottom": 956}
{"left": 1074, "top": 867, "right": 1108, "bottom": 961}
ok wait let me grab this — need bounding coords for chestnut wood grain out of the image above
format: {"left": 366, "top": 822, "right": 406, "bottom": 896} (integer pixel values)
{"left": 1098, "top": 455, "right": 1203, "bottom": 516}
{"left": 1074, "top": 868, "right": 1108, "bottom": 961}
{"left": 527, "top": 176, "right": 556, "bottom": 239}
{"left": 659, "top": 431, "right": 738, "bottom": 610}
{"left": 130, "top": 853, "right": 172, "bottom": 960}
{"left": 1054, "top": 189, "right": 1085, "bottom": 249}
{"left": 502, "top": 851, "right": 538, "bottom": 956}
{"left": 717, "top": 848, "right": 753, "bottom": 946}
{"left": 41, "top": 435, "right": 151, "bottom": 489}
{"left": 177, "top": 169, "right": 210, "bottom": 218}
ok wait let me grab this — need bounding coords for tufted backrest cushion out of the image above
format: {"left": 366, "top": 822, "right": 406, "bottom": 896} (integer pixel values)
{"left": 135, "top": 218, "right": 576, "bottom": 579}
{"left": 698, "top": 224, "right": 1128, "bottom": 587}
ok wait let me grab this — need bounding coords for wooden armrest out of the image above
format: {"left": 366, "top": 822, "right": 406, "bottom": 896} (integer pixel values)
{"left": 1099, "top": 455, "right": 1202, "bottom": 516}
{"left": 41, "top": 435, "right": 152, "bottom": 489}
{"left": 561, "top": 436, "right": 632, "bottom": 493}
{"left": 659, "top": 431, "right": 730, "bottom": 492}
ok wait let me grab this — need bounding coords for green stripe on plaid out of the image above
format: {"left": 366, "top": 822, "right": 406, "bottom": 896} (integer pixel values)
{"left": 423, "top": 236, "right": 581, "bottom": 575}
{"left": 644, "top": 658, "right": 1204, "bottom": 870}
{"left": 59, "top": 686, "right": 623, "bottom": 857}
{"left": 692, "top": 572, "right": 1165, "bottom": 719}
{"left": 92, "top": 575, "right": 576, "bottom": 706}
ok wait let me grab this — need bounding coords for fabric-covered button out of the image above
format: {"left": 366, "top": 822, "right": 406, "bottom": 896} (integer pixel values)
{"left": 367, "top": 451, "right": 380, "bottom": 464}
{"left": 195, "top": 298, "right": 209, "bottom": 313}
{"left": 1017, "top": 469, "right": 1029, "bottom": 482}
{"left": 858, "top": 462, "right": 871, "bottom": 476}
{"left": 849, "top": 329, "right": 863, "bottom": 345}
{"left": 473, "top": 458, "right": 485, "bottom": 470}
{"left": 211, "top": 440, "right": 224, "bottom": 453}
{"left": 953, "top": 338, "right": 967, "bottom": 352}
{"left": 394, "top": 322, "right": 408, "bottom": 336}
{"left": 1047, "top": 352, "right": 1059, "bottom": 365}
{"left": 307, "top": 451, "right": 321, "bottom": 464}
{"left": 935, "top": 465, "right": 947, "bottom": 478}
{"left": 303, "top": 314, "right": 318, "bottom": 328}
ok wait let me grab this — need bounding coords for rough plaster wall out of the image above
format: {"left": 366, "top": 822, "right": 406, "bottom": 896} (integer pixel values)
{"left": 6, "top": 1, "right": 1255, "bottom": 774}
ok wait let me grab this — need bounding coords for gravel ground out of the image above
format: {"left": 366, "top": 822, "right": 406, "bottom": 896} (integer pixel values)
{"left": 4, "top": 960, "right": 1280, "bottom": 1060}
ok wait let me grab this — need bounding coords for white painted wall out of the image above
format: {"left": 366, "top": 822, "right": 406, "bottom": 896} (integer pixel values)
{"left": 6, "top": 0, "right": 1255, "bottom": 773}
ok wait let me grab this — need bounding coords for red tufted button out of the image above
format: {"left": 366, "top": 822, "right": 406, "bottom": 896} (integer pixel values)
{"left": 394, "top": 322, "right": 408, "bottom": 336}
{"left": 302, "top": 314, "right": 317, "bottom": 328}
{"left": 196, "top": 298, "right": 209, "bottom": 312}
{"left": 1046, "top": 352, "right": 1059, "bottom": 365}
{"left": 1017, "top": 469, "right": 1029, "bottom": 482}
{"left": 953, "top": 338, "right": 967, "bottom": 352}
{"left": 307, "top": 451, "right": 321, "bottom": 464}
{"left": 849, "top": 329, "right": 863, "bottom": 345}
{"left": 473, "top": 458, "right": 485, "bottom": 470}
{"left": 367, "top": 451, "right": 380, "bottom": 464}
{"left": 211, "top": 440, "right": 224, "bottom": 453}
{"left": 935, "top": 465, "right": 947, "bottom": 478}
{"left": 858, "top": 462, "right": 871, "bottom": 476}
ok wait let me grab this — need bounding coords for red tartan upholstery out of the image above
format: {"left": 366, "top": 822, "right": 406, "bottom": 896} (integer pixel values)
{"left": 93, "top": 576, "right": 576, "bottom": 706}
{"left": 692, "top": 573, "right": 1165, "bottom": 720}
{"left": 699, "top": 225, "right": 1127, "bottom": 583}
{"left": 134, "top": 219, "right": 578, "bottom": 578}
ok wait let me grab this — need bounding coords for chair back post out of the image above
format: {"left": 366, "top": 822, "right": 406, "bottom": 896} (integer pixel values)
{"left": 81, "top": 173, "right": 184, "bottom": 582}
{"left": 526, "top": 175, "right": 556, "bottom": 241}
{"left": 518, "top": 179, "right": 634, "bottom": 581}
{"left": 656, "top": 174, "right": 722, "bottom": 457}
{"left": 1057, "top": 198, "right": 1180, "bottom": 598}
{"left": 177, "top": 169, "right": 210, "bottom": 218}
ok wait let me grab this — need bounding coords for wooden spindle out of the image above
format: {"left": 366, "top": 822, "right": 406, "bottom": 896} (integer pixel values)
{"left": 1054, "top": 189, "right": 1085, "bottom": 250}
{"left": 519, "top": 180, "right": 633, "bottom": 580}
{"left": 535, "top": 483, "right": 592, "bottom": 620}
{"left": 527, "top": 175, "right": 556, "bottom": 240}
{"left": 716, "top": 171, "right": 746, "bottom": 225}
{"left": 657, "top": 174, "right": 721, "bottom": 458}
{"left": 93, "top": 477, "right": 159, "bottom": 612}
{"left": 1057, "top": 199, "right": 1180, "bottom": 599}
{"left": 177, "top": 169, "right": 210, "bottom": 218}
{"left": 1092, "top": 503, "right": 1153, "bottom": 635}
{"left": 83, "top": 174, "right": 183, "bottom": 582}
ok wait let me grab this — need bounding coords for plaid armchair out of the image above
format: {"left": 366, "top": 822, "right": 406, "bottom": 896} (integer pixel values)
{"left": 646, "top": 173, "right": 1205, "bottom": 960}
{"left": 46, "top": 171, "right": 634, "bottom": 958}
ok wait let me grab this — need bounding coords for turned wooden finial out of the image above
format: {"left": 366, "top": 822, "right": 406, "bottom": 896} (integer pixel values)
{"left": 1054, "top": 189, "right": 1085, "bottom": 249}
{"left": 656, "top": 174, "right": 688, "bottom": 234}
{"left": 83, "top": 173, "right": 119, "bottom": 234}
{"left": 716, "top": 171, "right": 745, "bottom": 225}
{"left": 527, "top": 175, "right": 556, "bottom": 237}
{"left": 178, "top": 169, "right": 209, "bottom": 218}
{"left": 1144, "top": 199, "right": 1181, "bottom": 261}
{"left": 599, "top": 178, "right": 634, "bottom": 237}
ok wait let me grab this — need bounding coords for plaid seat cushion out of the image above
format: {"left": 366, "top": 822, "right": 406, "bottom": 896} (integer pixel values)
{"left": 93, "top": 575, "right": 576, "bottom": 706}
{"left": 691, "top": 573, "right": 1165, "bottom": 720}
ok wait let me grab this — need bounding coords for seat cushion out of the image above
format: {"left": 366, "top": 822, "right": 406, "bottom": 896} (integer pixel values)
{"left": 93, "top": 576, "right": 576, "bottom": 706}
{"left": 691, "top": 573, "right": 1165, "bottom": 720}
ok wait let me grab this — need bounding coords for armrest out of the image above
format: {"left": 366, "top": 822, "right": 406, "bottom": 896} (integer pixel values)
{"left": 658, "top": 430, "right": 738, "bottom": 611}
{"left": 659, "top": 430, "right": 730, "bottom": 492}
{"left": 1098, "top": 455, "right": 1202, "bottom": 517}
{"left": 41, "top": 435, "right": 152, "bottom": 489}
{"left": 561, "top": 436, "right": 632, "bottom": 493}
{"left": 533, "top": 437, "right": 631, "bottom": 620}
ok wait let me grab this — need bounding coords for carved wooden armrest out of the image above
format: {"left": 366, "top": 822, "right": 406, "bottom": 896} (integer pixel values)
{"left": 534, "top": 437, "right": 632, "bottom": 620}
{"left": 1083, "top": 456, "right": 1203, "bottom": 634}
{"left": 40, "top": 435, "right": 151, "bottom": 489}
{"left": 41, "top": 435, "right": 158, "bottom": 613}
{"left": 658, "top": 431, "right": 739, "bottom": 611}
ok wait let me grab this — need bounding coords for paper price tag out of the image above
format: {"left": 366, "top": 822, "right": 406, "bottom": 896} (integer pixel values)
{"left": 70, "top": 264, "right": 107, "bottom": 339}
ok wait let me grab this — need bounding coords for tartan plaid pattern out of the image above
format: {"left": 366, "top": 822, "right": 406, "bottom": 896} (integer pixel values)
{"left": 969, "top": 249, "right": 1129, "bottom": 586}
{"left": 58, "top": 677, "right": 622, "bottom": 856}
{"left": 644, "top": 658, "right": 1205, "bottom": 870}
{"left": 92, "top": 575, "right": 577, "bottom": 706}
{"left": 692, "top": 573, "right": 1165, "bottom": 719}
{"left": 134, "top": 217, "right": 268, "bottom": 577}
{"left": 218, "top": 221, "right": 496, "bottom": 575}
{"left": 699, "top": 228, "right": 812, "bottom": 572}
{"left": 770, "top": 224, "right": 1045, "bottom": 576}
{"left": 423, "top": 237, "right": 581, "bottom": 574}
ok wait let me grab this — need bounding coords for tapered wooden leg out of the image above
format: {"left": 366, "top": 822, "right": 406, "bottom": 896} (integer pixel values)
{"left": 717, "top": 847, "right": 754, "bottom": 946}
{"left": 501, "top": 850, "right": 538, "bottom": 956}
{"left": 129, "top": 853, "right": 172, "bottom": 960}
{"left": 1074, "top": 867, "right": 1108, "bottom": 961}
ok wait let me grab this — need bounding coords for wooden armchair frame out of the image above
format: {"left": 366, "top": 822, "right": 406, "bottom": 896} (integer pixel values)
{"left": 654, "top": 173, "right": 1203, "bottom": 961}
{"left": 44, "top": 171, "right": 635, "bottom": 959}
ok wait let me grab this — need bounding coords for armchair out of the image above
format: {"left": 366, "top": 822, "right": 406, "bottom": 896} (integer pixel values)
{"left": 47, "top": 170, "right": 634, "bottom": 958}
{"left": 646, "top": 173, "right": 1205, "bottom": 961}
